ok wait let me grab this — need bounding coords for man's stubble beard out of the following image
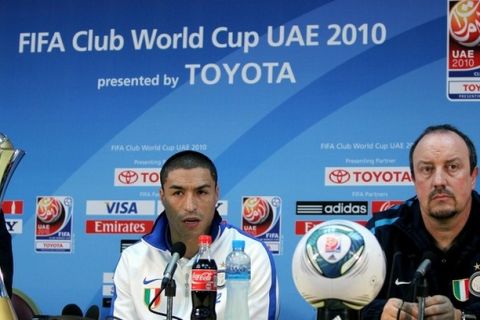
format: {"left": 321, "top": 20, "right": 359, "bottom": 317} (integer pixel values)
{"left": 428, "top": 208, "right": 458, "bottom": 220}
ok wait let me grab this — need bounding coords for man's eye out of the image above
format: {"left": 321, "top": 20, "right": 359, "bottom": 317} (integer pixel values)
{"left": 448, "top": 164, "right": 458, "bottom": 171}
{"left": 420, "top": 166, "right": 432, "bottom": 174}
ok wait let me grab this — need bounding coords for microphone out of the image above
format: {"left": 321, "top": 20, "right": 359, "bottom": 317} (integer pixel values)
{"left": 161, "top": 242, "right": 186, "bottom": 290}
{"left": 414, "top": 251, "right": 435, "bottom": 280}
{"left": 85, "top": 304, "right": 100, "bottom": 320}
{"left": 415, "top": 252, "right": 435, "bottom": 320}
{"left": 61, "top": 303, "right": 83, "bottom": 317}
{"left": 386, "top": 251, "right": 402, "bottom": 297}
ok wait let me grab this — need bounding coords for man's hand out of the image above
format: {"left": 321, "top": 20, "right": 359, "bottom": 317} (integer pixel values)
{"left": 424, "top": 295, "right": 461, "bottom": 319}
{"left": 380, "top": 295, "right": 461, "bottom": 320}
{"left": 381, "top": 298, "right": 418, "bottom": 320}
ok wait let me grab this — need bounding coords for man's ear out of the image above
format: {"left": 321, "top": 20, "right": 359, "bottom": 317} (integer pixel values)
{"left": 160, "top": 187, "right": 165, "bottom": 202}
{"left": 471, "top": 166, "right": 478, "bottom": 189}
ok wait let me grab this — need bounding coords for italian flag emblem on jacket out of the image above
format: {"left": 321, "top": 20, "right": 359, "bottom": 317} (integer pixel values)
{"left": 452, "top": 279, "right": 469, "bottom": 302}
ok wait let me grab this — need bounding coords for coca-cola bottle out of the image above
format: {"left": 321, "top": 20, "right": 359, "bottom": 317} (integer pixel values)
{"left": 191, "top": 235, "right": 217, "bottom": 320}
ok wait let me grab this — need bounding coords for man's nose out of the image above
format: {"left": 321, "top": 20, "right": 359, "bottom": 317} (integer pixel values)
{"left": 432, "top": 168, "right": 447, "bottom": 186}
{"left": 184, "top": 192, "right": 197, "bottom": 211}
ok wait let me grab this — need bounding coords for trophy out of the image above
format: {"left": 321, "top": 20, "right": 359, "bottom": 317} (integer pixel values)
{"left": 0, "top": 133, "right": 25, "bottom": 204}
{"left": 0, "top": 133, "right": 24, "bottom": 320}
{"left": 0, "top": 269, "right": 17, "bottom": 320}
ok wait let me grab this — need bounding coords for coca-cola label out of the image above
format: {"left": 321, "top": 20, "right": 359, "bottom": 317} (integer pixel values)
{"left": 191, "top": 269, "right": 217, "bottom": 291}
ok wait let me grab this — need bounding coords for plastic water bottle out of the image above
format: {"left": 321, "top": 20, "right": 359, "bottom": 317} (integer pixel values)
{"left": 225, "top": 240, "right": 250, "bottom": 320}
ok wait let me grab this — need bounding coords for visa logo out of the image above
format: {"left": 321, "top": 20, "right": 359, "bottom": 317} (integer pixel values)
{"left": 86, "top": 200, "right": 156, "bottom": 216}
{"left": 106, "top": 201, "right": 138, "bottom": 214}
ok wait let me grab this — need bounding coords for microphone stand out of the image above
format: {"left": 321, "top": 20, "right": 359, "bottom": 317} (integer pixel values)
{"left": 415, "top": 277, "right": 428, "bottom": 320}
{"left": 165, "top": 279, "right": 176, "bottom": 320}
{"left": 316, "top": 299, "right": 359, "bottom": 320}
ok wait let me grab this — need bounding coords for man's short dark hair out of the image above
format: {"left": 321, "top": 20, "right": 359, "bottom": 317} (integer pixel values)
{"left": 409, "top": 124, "right": 477, "bottom": 179}
{"left": 160, "top": 150, "right": 218, "bottom": 188}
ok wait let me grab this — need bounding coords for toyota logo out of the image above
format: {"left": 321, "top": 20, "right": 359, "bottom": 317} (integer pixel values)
{"left": 118, "top": 170, "right": 139, "bottom": 184}
{"left": 329, "top": 169, "right": 350, "bottom": 184}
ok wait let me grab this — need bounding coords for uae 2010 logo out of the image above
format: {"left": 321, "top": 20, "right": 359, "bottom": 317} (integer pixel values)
{"left": 449, "top": 0, "right": 480, "bottom": 47}
{"left": 241, "top": 196, "right": 282, "bottom": 254}
{"left": 447, "top": 0, "right": 480, "bottom": 101}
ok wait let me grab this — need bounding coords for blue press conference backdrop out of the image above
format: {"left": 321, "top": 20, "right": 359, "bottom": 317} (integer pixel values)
{"left": 1, "top": 0, "right": 480, "bottom": 319}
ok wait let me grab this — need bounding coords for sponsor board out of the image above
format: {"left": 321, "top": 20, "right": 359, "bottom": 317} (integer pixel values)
{"left": 120, "top": 239, "right": 139, "bottom": 252}
{"left": 371, "top": 200, "right": 404, "bottom": 213}
{"left": 114, "top": 168, "right": 161, "bottom": 187}
{"left": 447, "top": 0, "right": 480, "bottom": 101}
{"left": 86, "top": 219, "right": 154, "bottom": 234}
{"left": 35, "top": 241, "right": 72, "bottom": 251}
{"left": 296, "top": 201, "right": 368, "bottom": 215}
{"left": 156, "top": 201, "right": 165, "bottom": 215}
{"left": 5, "top": 219, "right": 22, "bottom": 234}
{"left": 2, "top": 200, "right": 24, "bottom": 234}
{"left": 86, "top": 200, "right": 156, "bottom": 215}
{"left": 1, "top": 200, "right": 23, "bottom": 214}
{"left": 241, "top": 196, "right": 281, "bottom": 254}
{"left": 325, "top": 167, "right": 412, "bottom": 186}
{"left": 103, "top": 272, "right": 114, "bottom": 308}
{"left": 103, "top": 284, "right": 114, "bottom": 297}
{"left": 215, "top": 200, "right": 228, "bottom": 217}
{"left": 35, "top": 196, "right": 74, "bottom": 253}
{"left": 295, "top": 220, "right": 367, "bottom": 235}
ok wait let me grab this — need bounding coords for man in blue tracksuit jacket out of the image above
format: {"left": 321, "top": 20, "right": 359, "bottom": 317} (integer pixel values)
{"left": 110, "top": 150, "right": 278, "bottom": 320}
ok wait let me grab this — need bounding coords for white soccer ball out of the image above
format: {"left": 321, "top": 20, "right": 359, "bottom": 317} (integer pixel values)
{"left": 292, "top": 219, "right": 386, "bottom": 310}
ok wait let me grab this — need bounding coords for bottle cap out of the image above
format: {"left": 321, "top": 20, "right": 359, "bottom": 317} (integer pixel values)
{"left": 198, "top": 234, "right": 212, "bottom": 245}
{"left": 232, "top": 240, "right": 245, "bottom": 250}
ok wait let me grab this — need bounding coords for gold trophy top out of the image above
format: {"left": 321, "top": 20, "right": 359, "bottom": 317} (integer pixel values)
{"left": 0, "top": 133, "right": 14, "bottom": 150}
{"left": 0, "top": 133, "right": 25, "bottom": 204}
